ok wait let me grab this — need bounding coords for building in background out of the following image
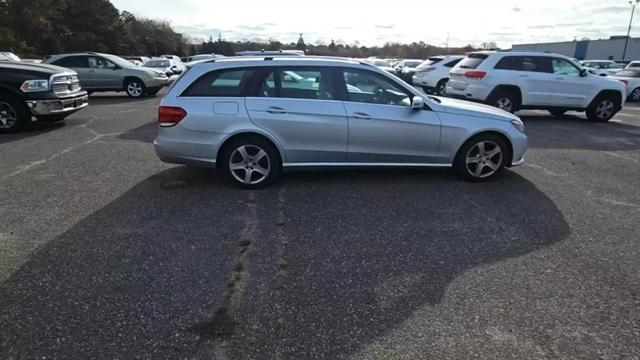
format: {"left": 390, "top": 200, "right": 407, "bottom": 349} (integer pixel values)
{"left": 512, "top": 36, "right": 640, "bottom": 61}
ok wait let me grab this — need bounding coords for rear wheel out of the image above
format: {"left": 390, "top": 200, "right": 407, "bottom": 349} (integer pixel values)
{"left": 221, "top": 137, "right": 281, "bottom": 189}
{"left": 586, "top": 95, "right": 617, "bottom": 122}
{"left": 125, "top": 78, "right": 146, "bottom": 98}
{"left": 435, "top": 79, "right": 448, "bottom": 96}
{"left": 454, "top": 134, "right": 508, "bottom": 181}
{"left": 630, "top": 87, "right": 640, "bottom": 102}
{"left": 487, "top": 90, "right": 519, "bottom": 113}
{"left": 0, "top": 95, "right": 30, "bottom": 133}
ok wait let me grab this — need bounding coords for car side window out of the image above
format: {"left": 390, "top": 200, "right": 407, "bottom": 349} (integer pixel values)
{"left": 182, "top": 68, "right": 256, "bottom": 97}
{"left": 552, "top": 58, "right": 581, "bottom": 76}
{"left": 342, "top": 69, "right": 411, "bottom": 107}
{"left": 279, "top": 68, "right": 335, "bottom": 100}
{"left": 88, "top": 57, "right": 117, "bottom": 70}
{"left": 444, "top": 58, "right": 462, "bottom": 68}
{"left": 53, "top": 56, "right": 88, "bottom": 68}
{"left": 521, "top": 57, "right": 552, "bottom": 73}
{"left": 494, "top": 56, "right": 521, "bottom": 71}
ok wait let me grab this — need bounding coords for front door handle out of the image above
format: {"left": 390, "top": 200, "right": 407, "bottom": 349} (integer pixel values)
{"left": 352, "top": 112, "right": 371, "bottom": 120}
{"left": 267, "top": 106, "right": 286, "bottom": 114}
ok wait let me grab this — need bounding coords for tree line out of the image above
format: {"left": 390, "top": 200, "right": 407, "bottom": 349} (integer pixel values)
{"left": 0, "top": 0, "right": 482, "bottom": 59}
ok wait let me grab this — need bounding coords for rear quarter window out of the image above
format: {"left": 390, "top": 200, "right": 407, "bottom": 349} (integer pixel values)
{"left": 457, "top": 54, "right": 489, "bottom": 69}
{"left": 182, "top": 68, "right": 257, "bottom": 97}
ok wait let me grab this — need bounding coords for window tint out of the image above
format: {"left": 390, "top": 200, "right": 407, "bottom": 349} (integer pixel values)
{"left": 444, "top": 58, "right": 462, "bottom": 68}
{"left": 615, "top": 70, "right": 640, "bottom": 78}
{"left": 279, "top": 69, "right": 335, "bottom": 100}
{"left": 494, "top": 56, "right": 521, "bottom": 70}
{"left": 183, "top": 68, "right": 256, "bottom": 97}
{"left": 521, "top": 57, "right": 552, "bottom": 73}
{"left": 458, "top": 54, "right": 489, "bottom": 69}
{"left": 628, "top": 62, "right": 640, "bottom": 68}
{"left": 552, "top": 58, "right": 580, "bottom": 76}
{"left": 88, "top": 56, "right": 117, "bottom": 69}
{"left": 343, "top": 70, "right": 411, "bottom": 107}
{"left": 257, "top": 71, "right": 276, "bottom": 97}
{"left": 52, "top": 56, "right": 88, "bottom": 68}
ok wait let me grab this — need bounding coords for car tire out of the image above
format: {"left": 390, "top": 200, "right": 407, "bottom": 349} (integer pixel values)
{"left": 0, "top": 94, "right": 31, "bottom": 133}
{"left": 549, "top": 109, "right": 567, "bottom": 116}
{"left": 435, "top": 79, "right": 448, "bottom": 96}
{"left": 221, "top": 136, "right": 282, "bottom": 189}
{"left": 630, "top": 87, "right": 640, "bottom": 102}
{"left": 454, "top": 133, "right": 508, "bottom": 181}
{"left": 36, "top": 114, "right": 69, "bottom": 123}
{"left": 586, "top": 95, "right": 617, "bottom": 122}
{"left": 487, "top": 90, "right": 519, "bottom": 113}
{"left": 125, "top": 78, "right": 146, "bottom": 98}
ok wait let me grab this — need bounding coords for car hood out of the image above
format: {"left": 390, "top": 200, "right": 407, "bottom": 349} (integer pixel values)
{"left": 436, "top": 96, "right": 518, "bottom": 122}
{"left": 1, "top": 61, "right": 74, "bottom": 75}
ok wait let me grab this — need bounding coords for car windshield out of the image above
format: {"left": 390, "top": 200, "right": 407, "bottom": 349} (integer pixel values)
{"left": 404, "top": 61, "right": 422, "bottom": 68}
{"left": 147, "top": 60, "right": 170, "bottom": 67}
{"left": 615, "top": 70, "right": 640, "bottom": 78}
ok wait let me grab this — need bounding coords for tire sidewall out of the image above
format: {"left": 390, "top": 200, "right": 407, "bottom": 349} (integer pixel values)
{"left": 587, "top": 95, "right": 616, "bottom": 122}
{"left": 454, "top": 134, "right": 508, "bottom": 181}
{"left": 436, "top": 79, "right": 448, "bottom": 96}
{"left": 631, "top": 88, "right": 640, "bottom": 102}
{"left": 221, "top": 137, "right": 282, "bottom": 189}
{"left": 125, "top": 79, "right": 146, "bottom": 98}
{"left": 0, "top": 94, "right": 31, "bottom": 133}
{"left": 488, "top": 90, "right": 519, "bottom": 113}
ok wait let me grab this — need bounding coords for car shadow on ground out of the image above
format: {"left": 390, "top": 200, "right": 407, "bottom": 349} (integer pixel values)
{"left": 87, "top": 93, "right": 161, "bottom": 106}
{"left": 0, "top": 166, "right": 570, "bottom": 359}
{"left": 520, "top": 113, "right": 640, "bottom": 151}
{"left": 0, "top": 121, "right": 66, "bottom": 145}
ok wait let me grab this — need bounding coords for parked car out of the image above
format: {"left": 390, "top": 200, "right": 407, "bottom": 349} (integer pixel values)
{"left": 144, "top": 58, "right": 176, "bottom": 77}
{"left": 0, "top": 52, "right": 20, "bottom": 62}
{"left": 446, "top": 51, "right": 626, "bottom": 122}
{"left": 0, "top": 61, "right": 88, "bottom": 132}
{"left": 396, "top": 59, "right": 423, "bottom": 74}
{"left": 580, "top": 60, "right": 624, "bottom": 76}
{"left": 626, "top": 61, "right": 640, "bottom": 69}
{"left": 159, "top": 56, "right": 187, "bottom": 74}
{"left": 364, "top": 59, "right": 395, "bottom": 73}
{"left": 43, "top": 53, "right": 169, "bottom": 98}
{"left": 611, "top": 69, "right": 640, "bottom": 102}
{"left": 154, "top": 57, "right": 528, "bottom": 188}
{"left": 413, "top": 55, "right": 465, "bottom": 95}
{"left": 186, "top": 54, "right": 224, "bottom": 62}
{"left": 236, "top": 50, "right": 304, "bottom": 57}
{"left": 123, "top": 56, "right": 150, "bottom": 65}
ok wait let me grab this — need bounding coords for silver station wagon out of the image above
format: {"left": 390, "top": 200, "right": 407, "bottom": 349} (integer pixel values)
{"left": 154, "top": 57, "right": 528, "bottom": 188}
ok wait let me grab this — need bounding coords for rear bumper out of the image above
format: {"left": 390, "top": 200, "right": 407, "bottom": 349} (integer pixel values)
{"left": 446, "top": 83, "right": 492, "bottom": 101}
{"left": 26, "top": 93, "right": 89, "bottom": 116}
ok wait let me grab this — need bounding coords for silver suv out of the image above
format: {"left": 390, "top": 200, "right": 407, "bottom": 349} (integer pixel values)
{"left": 155, "top": 57, "right": 528, "bottom": 188}
{"left": 43, "top": 53, "right": 169, "bottom": 98}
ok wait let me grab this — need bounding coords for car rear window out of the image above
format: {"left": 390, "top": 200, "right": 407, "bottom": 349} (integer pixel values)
{"left": 182, "top": 68, "right": 257, "bottom": 97}
{"left": 457, "top": 54, "right": 489, "bottom": 69}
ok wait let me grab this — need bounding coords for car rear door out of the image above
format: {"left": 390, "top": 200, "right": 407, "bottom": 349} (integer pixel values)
{"left": 245, "top": 66, "right": 348, "bottom": 163}
{"left": 512, "top": 56, "right": 554, "bottom": 106}
{"left": 549, "top": 57, "right": 596, "bottom": 108}
{"left": 339, "top": 68, "right": 442, "bottom": 163}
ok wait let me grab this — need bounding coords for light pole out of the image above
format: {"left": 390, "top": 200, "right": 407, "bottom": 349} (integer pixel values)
{"left": 622, "top": 0, "right": 639, "bottom": 61}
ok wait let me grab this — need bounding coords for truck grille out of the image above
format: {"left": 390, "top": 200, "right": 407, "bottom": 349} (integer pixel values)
{"left": 51, "top": 74, "right": 81, "bottom": 95}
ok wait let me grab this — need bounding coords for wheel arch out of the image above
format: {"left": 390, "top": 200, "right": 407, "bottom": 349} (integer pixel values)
{"left": 122, "top": 76, "right": 144, "bottom": 90}
{"left": 455, "top": 129, "right": 515, "bottom": 166}
{"left": 486, "top": 85, "right": 523, "bottom": 104}
{"left": 589, "top": 89, "right": 624, "bottom": 109}
{"left": 215, "top": 131, "right": 285, "bottom": 169}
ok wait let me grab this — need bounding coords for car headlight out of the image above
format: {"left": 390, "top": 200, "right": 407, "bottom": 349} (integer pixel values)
{"left": 511, "top": 119, "right": 525, "bottom": 133}
{"left": 20, "top": 79, "right": 49, "bottom": 92}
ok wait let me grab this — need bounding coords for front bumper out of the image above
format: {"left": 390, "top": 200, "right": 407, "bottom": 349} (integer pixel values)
{"left": 26, "top": 93, "right": 89, "bottom": 116}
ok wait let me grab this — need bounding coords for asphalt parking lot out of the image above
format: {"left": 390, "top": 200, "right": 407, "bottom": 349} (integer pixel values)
{"left": 1, "top": 92, "right": 639, "bottom": 359}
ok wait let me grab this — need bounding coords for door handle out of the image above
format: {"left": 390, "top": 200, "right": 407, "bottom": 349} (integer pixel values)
{"left": 352, "top": 112, "right": 371, "bottom": 120}
{"left": 266, "top": 106, "right": 286, "bottom": 114}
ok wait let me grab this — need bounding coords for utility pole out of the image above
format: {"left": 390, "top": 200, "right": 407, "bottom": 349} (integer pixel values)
{"left": 445, "top": 32, "right": 450, "bottom": 54}
{"left": 623, "top": 0, "right": 639, "bottom": 61}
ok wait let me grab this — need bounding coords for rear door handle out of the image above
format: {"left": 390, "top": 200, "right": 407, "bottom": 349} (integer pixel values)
{"left": 266, "top": 106, "right": 286, "bottom": 114}
{"left": 352, "top": 112, "right": 371, "bottom": 120}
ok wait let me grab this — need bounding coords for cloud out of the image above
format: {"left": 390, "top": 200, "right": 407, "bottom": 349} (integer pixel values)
{"left": 596, "top": 6, "right": 630, "bottom": 13}
{"left": 528, "top": 25, "right": 555, "bottom": 29}
{"left": 374, "top": 24, "right": 396, "bottom": 29}
{"left": 236, "top": 25, "right": 267, "bottom": 31}
{"left": 512, "top": 6, "right": 522, "bottom": 12}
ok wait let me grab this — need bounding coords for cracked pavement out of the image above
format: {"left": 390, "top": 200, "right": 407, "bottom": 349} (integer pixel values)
{"left": 0, "top": 92, "right": 639, "bottom": 359}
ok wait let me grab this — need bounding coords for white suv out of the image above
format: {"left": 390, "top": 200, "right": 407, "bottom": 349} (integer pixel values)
{"left": 413, "top": 55, "right": 464, "bottom": 95}
{"left": 446, "top": 51, "right": 626, "bottom": 122}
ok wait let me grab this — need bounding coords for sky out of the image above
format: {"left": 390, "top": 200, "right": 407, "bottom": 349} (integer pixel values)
{"left": 109, "top": 0, "right": 639, "bottom": 48}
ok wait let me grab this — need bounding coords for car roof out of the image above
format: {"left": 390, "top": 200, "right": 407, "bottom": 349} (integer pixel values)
{"left": 190, "top": 56, "right": 367, "bottom": 67}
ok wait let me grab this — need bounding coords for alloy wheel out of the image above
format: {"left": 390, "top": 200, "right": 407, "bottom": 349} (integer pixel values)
{"left": 0, "top": 101, "right": 18, "bottom": 129}
{"left": 632, "top": 88, "right": 640, "bottom": 102}
{"left": 595, "top": 99, "right": 614, "bottom": 119}
{"left": 127, "top": 82, "right": 143, "bottom": 97}
{"left": 465, "top": 141, "right": 503, "bottom": 178}
{"left": 228, "top": 145, "right": 271, "bottom": 185}
{"left": 495, "top": 98, "right": 513, "bottom": 112}
{"left": 437, "top": 82, "right": 447, "bottom": 95}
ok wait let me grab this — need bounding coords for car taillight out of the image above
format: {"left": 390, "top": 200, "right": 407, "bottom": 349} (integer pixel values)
{"left": 158, "top": 106, "right": 186, "bottom": 127}
{"left": 464, "top": 71, "right": 487, "bottom": 79}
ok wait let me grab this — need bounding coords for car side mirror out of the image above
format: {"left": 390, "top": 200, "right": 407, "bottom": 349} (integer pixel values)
{"left": 580, "top": 68, "right": 588, "bottom": 77}
{"left": 411, "top": 96, "right": 425, "bottom": 110}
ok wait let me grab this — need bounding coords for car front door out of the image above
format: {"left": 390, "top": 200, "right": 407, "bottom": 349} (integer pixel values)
{"left": 87, "top": 56, "right": 121, "bottom": 89}
{"left": 245, "top": 67, "right": 348, "bottom": 163}
{"left": 339, "top": 69, "right": 442, "bottom": 163}
{"left": 549, "top": 57, "right": 596, "bottom": 108}
{"left": 513, "top": 56, "right": 554, "bottom": 106}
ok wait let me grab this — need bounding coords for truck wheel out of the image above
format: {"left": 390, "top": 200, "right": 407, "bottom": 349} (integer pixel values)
{"left": 125, "top": 78, "right": 146, "bottom": 98}
{"left": 0, "top": 95, "right": 30, "bottom": 133}
{"left": 586, "top": 95, "right": 617, "bottom": 122}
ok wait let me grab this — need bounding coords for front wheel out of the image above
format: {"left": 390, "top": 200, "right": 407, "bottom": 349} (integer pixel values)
{"left": 586, "top": 96, "right": 617, "bottom": 122}
{"left": 630, "top": 87, "right": 640, "bottom": 102}
{"left": 0, "top": 96, "right": 31, "bottom": 133}
{"left": 125, "top": 79, "right": 146, "bottom": 98}
{"left": 454, "top": 134, "right": 508, "bottom": 181}
{"left": 221, "top": 137, "right": 281, "bottom": 189}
